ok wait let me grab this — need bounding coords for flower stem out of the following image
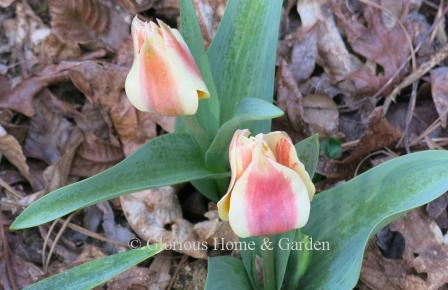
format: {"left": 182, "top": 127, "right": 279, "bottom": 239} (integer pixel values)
{"left": 261, "top": 237, "right": 276, "bottom": 290}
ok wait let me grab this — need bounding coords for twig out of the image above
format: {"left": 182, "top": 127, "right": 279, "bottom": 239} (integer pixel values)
{"left": 57, "top": 220, "right": 128, "bottom": 247}
{"left": 44, "top": 214, "right": 75, "bottom": 271}
{"left": 383, "top": 44, "right": 448, "bottom": 112}
{"left": 0, "top": 179, "right": 23, "bottom": 200}
{"left": 372, "top": 4, "right": 448, "bottom": 101}
{"left": 42, "top": 220, "right": 59, "bottom": 271}
{"left": 354, "top": 150, "right": 397, "bottom": 177}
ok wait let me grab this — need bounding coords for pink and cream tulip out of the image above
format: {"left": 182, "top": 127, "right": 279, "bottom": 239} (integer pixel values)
{"left": 125, "top": 16, "right": 209, "bottom": 116}
{"left": 218, "top": 130, "right": 315, "bottom": 238}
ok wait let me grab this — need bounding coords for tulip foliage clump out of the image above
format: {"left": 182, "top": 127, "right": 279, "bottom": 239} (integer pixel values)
{"left": 11, "top": 0, "right": 448, "bottom": 290}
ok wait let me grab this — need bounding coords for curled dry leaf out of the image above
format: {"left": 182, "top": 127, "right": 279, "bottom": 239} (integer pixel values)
{"left": 48, "top": 0, "right": 130, "bottom": 51}
{"left": 39, "top": 33, "right": 82, "bottom": 63}
{"left": 302, "top": 94, "right": 339, "bottom": 138}
{"left": 426, "top": 193, "right": 448, "bottom": 230}
{"left": 430, "top": 67, "right": 448, "bottom": 128}
{"left": 10, "top": 253, "right": 44, "bottom": 289}
{"left": 40, "top": 127, "right": 83, "bottom": 194}
{"left": 120, "top": 187, "right": 207, "bottom": 259}
{"left": 117, "top": 0, "right": 155, "bottom": 13}
{"left": 361, "top": 241, "right": 427, "bottom": 290}
{"left": 13, "top": 2, "right": 51, "bottom": 74}
{"left": 24, "top": 94, "right": 77, "bottom": 164}
{"left": 192, "top": 0, "right": 227, "bottom": 46}
{"left": 0, "top": 125, "right": 33, "bottom": 184}
{"left": 331, "top": 2, "right": 413, "bottom": 95}
{"left": 288, "top": 27, "right": 317, "bottom": 82}
{"left": 297, "top": 0, "right": 360, "bottom": 82}
{"left": 362, "top": 208, "right": 448, "bottom": 290}
{"left": 342, "top": 107, "right": 401, "bottom": 164}
{"left": 0, "top": 61, "right": 82, "bottom": 116}
{"left": 276, "top": 58, "right": 306, "bottom": 134}
{"left": 71, "top": 133, "right": 124, "bottom": 178}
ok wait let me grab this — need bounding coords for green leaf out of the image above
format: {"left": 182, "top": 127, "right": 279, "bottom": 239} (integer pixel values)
{"left": 295, "top": 134, "right": 320, "bottom": 178}
{"left": 178, "top": 0, "right": 220, "bottom": 144}
{"left": 11, "top": 134, "right": 225, "bottom": 230}
{"left": 205, "top": 256, "right": 253, "bottom": 290}
{"left": 300, "top": 150, "right": 448, "bottom": 289}
{"left": 205, "top": 98, "right": 283, "bottom": 170}
{"left": 321, "top": 137, "right": 342, "bottom": 159}
{"left": 191, "top": 179, "right": 220, "bottom": 202}
{"left": 208, "top": 0, "right": 282, "bottom": 133}
{"left": 24, "top": 244, "right": 163, "bottom": 290}
{"left": 283, "top": 231, "right": 311, "bottom": 290}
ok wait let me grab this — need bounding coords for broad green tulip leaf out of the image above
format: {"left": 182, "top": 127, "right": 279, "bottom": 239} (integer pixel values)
{"left": 300, "top": 150, "right": 448, "bottom": 289}
{"left": 208, "top": 0, "right": 282, "bottom": 133}
{"left": 283, "top": 231, "right": 311, "bottom": 290}
{"left": 295, "top": 134, "right": 320, "bottom": 178}
{"left": 191, "top": 178, "right": 220, "bottom": 202}
{"left": 178, "top": 0, "right": 220, "bottom": 145}
{"left": 205, "top": 256, "right": 253, "bottom": 290}
{"left": 237, "top": 135, "right": 320, "bottom": 290}
{"left": 205, "top": 98, "right": 283, "bottom": 169}
{"left": 11, "top": 134, "right": 226, "bottom": 230}
{"left": 24, "top": 244, "right": 163, "bottom": 290}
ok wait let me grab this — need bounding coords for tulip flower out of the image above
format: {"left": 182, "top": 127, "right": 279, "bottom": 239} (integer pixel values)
{"left": 217, "top": 130, "right": 315, "bottom": 238}
{"left": 125, "top": 16, "right": 209, "bottom": 116}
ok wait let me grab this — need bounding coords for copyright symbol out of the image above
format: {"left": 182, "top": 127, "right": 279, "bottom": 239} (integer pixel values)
{"left": 128, "top": 238, "right": 142, "bottom": 249}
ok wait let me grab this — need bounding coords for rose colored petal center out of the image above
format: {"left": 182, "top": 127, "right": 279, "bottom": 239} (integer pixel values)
{"left": 246, "top": 161, "right": 298, "bottom": 236}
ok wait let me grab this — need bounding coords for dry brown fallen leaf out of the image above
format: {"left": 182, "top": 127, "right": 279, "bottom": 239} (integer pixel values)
{"left": 70, "top": 133, "right": 124, "bottom": 178}
{"left": 331, "top": 2, "right": 413, "bottom": 95}
{"left": 0, "top": 61, "right": 83, "bottom": 116}
{"left": 9, "top": 2, "right": 51, "bottom": 75}
{"left": 361, "top": 241, "right": 427, "bottom": 290}
{"left": 106, "top": 267, "right": 152, "bottom": 290}
{"left": 302, "top": 94, "right": 339, "bottom": 138}
{"left": 9, "top": 253, "right": 44, "bottom": 289}
{"left": 362, "top": 208, "right": 448, "bottom": 290}
{"left": 430, "top": 67, "right": 448, "bottom": 128}
{"left": 24, "top": 93, "right": 77, "bottom": 164}
{"left": 192, "top": 0, "right": 227, "bottom": 46}
{"left": 342, "top": 107, "right": 401, "bottom": 164}
{"left": 48, "top": 0, "right": 130, "bottom": 51}
{"left": 296, "top": 0, "right": 360, "bottom": 82}
{"left": 172, "top": 260, "right": 208, "bottom": 290}
{"left": 288, "top": 26, "right": 317, "bottom": 83}
{"left": 276, "top": 58, "right": 306, "bottom": 135}
{"left": 117, "top": 0, "right": 154, "bottom": 13}
{"left": 120, "top": 187, "right": 207, "bottom": 259}
{"left": 0, "top": 124, "right": 33, "bottom": 184}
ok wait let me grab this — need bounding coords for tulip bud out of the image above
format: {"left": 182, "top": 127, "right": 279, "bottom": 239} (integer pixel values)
{"left": 217, "top": 130, "right": 315, "bottom": 238}
{"left": 125, "top": 16, "right": 209, "bottom": 116}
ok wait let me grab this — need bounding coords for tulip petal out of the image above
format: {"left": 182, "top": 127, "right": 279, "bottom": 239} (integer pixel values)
{"left": 263, "top": 132, "right": 316, "bottom": 199}
{"left": 158, "top": 20, "right": 210, "bottom": 99}
{"left": 218, "top": 130, "right": 255, "bottom": 221}
{"left": 228, "top": 143, "right": 311, "bottom": 238}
